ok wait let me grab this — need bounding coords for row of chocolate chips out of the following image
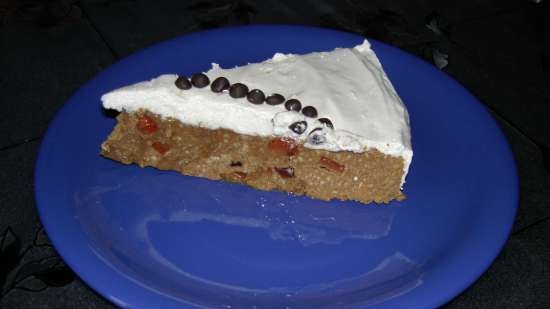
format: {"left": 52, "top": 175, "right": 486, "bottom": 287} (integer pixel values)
{"left": 175, "top": 73, "right": 334, "bottom": 137}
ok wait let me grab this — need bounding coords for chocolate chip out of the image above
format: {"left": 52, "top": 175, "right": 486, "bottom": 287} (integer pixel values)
{"left": 289, "top": 121, "right": 307, "bottom": 134}
{"left": 309, "top": 134, "right": 326, "bottom": 145}
{"left": 302, "top": 106, "right": 318, "bottom": 118}
{"left": 247, "top": 89, "right": 265, "bottom": 104}
{"left": 229, "top": 83, "right": 249, "bottom": 98}
{"left": 191, "top": 73, "right": 210, "bottom": 88}
{"left": 266, "top": 94, "right": 285, "bottom": 105}
{"left": 230, "top": 161, "right": 242, "bottom": 167}
{"left": 211, "top": 77, "right": 230, "bottom": 93}
{"left": 307, "top": 128, "right": 326, "bottom": 145}
{"left": 284, "top": 99, "right": 302, "bottom": 112}
{"left": 275, "top": 167, "right": 294, "bottom": 178}
{"left": 318, "top": 118, "right": 333, "bottom": 129}
{"left": 175, "top": 76, "right": 191, "bottom": 90}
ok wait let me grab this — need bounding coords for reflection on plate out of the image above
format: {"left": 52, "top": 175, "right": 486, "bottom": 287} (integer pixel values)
{"left": 71, "top": 168, "right": 421, "bottom": 309}
{"left": 75, "top": 170, "right": 396, "bottom": 246}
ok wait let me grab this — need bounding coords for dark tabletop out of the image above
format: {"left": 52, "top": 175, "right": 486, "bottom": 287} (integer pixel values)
{"left": 1, "top": 0, "right": 549, "bottom": 308}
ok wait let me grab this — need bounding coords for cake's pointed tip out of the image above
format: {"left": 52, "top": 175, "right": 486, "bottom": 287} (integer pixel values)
{"left": 354, "top": 39, "right": 372, "bottom": 53}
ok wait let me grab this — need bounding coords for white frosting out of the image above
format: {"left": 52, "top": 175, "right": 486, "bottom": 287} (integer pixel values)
{"left": 102, "top": 40, "right": 413, "bottom": 185}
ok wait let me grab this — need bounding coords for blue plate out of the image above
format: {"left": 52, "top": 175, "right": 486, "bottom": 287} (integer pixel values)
{"left": 35, "top": 25, "right": 518, "bottom": 309}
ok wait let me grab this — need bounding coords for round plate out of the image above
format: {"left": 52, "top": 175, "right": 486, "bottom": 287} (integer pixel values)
{"left": 35, "top": 25, "right": 518, "bottom": 309}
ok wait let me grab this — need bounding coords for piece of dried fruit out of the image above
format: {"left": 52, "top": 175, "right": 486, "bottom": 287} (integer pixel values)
{"left": 320, "top": 156, "right": 345, "bottom": 173}
{"left": 268, "top": 138, "right": 298, "bottom": 156}
{"left": 152, "top": 142, "right": 170, "bottom": 154}
{"left": 136, "top": 115, "right": 158, "bottom": 134}
{"left": 275, "top": 167, "right": 294, "bottom": 178}
{"left": 233, "top": 171, "right": 247, "bottom": 180}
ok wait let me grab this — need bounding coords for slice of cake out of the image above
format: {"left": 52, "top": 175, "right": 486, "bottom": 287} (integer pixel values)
{"left": 100, "top": 40, "right": 412, "bottom": 204}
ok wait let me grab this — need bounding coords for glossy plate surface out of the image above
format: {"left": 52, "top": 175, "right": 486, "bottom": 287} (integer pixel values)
{"left": 35, "top": 25, "right": 518, "bottom": 309}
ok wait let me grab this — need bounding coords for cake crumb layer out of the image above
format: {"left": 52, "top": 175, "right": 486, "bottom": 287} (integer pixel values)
{"left": 101, "top": 111, "right": 405, "bottom": 204}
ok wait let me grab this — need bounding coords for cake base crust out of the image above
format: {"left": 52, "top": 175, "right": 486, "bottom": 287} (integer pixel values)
{"left": 100, "top": 111, "right": 405, "bottom": 204}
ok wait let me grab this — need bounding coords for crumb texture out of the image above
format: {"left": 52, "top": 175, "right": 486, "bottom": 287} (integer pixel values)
{"left": 101, "top": 111, "right": 405, "bottom": 204}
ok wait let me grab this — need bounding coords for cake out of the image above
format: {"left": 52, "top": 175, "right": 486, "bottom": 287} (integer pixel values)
{"left": 100, "top": 40, "right": 413, "bottom": 204}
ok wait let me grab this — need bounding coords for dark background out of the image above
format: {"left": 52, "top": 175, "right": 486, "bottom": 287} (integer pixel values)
{"left": 1, "top": 0, "right": 549, "bottom": 308}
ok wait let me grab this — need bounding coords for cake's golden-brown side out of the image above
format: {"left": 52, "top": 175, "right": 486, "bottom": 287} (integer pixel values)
{"left": 100, "top": 111, "right": 405, "bottom": 203}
